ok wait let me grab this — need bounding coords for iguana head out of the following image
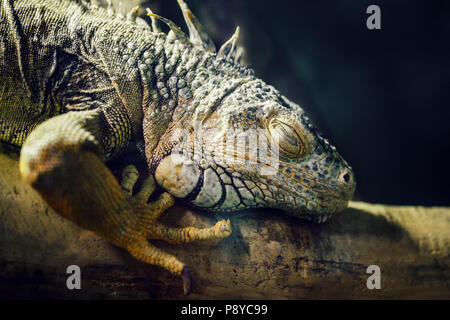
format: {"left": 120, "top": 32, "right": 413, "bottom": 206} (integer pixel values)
{"left": 144, "top": 1, "right": 355, "bottom": 222}
{"left": 153, "top": 76, "right": 355, "bottom": 223}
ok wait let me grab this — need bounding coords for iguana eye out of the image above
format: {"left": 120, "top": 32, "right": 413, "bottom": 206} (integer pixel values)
{"left": 268, "top": 118, "right": 307, "bottom": 159}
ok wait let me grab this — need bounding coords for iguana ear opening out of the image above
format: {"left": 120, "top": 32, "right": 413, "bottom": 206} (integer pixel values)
{"left": 155, "top": 153, "right": 200, "bottom": 199}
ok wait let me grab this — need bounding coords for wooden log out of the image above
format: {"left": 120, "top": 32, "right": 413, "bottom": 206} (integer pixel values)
{"left": 0, "top": 148, "right": 449, "bottom": 299}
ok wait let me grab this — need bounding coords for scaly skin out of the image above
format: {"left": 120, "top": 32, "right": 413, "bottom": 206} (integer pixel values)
{"left": 0, "top": 0, "right": 356, "bottom": 294}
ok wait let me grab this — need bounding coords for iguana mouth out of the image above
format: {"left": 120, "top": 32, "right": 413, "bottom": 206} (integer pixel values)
{"left": 261, "top": 170, "right": 355, "bottom": 221}
{"left": 284, "top": 197, "right": 349, "bottom": 223}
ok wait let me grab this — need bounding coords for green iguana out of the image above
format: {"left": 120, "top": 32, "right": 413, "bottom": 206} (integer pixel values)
{"left": 0, "top": 0, "right": 356, "bottom": 294}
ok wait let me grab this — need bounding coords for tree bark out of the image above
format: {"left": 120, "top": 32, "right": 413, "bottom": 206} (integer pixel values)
{"left": 0, "top": 148, "right": 449, "bottom": 299}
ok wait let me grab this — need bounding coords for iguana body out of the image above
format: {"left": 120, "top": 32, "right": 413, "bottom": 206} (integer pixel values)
{"left": 0, "top": 0, "right": 355, "bottom": 294}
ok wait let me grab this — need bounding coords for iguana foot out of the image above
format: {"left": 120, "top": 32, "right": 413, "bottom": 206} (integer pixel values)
{"left": 116, "top": 165, "right": 232, "bottom": 295}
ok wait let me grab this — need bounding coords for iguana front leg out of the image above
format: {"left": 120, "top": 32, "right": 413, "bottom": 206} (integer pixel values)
{"left": 119, "top": 165, "right": 232, "bottom": 294}
{"left": 121, "top": 165, "right": 232, "bottom": 247}
{"left": 18, "top": 109, "right": 231, "bottom": 295}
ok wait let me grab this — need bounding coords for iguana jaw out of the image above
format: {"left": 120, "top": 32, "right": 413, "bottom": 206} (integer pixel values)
{"left": 283, "top": 196, "right": 351, "bottom": 223}
{"left": 154, "top": 146, "right": 356, "bottom": 222}
{"left": 208, "top": 164, "right": 355, "bottom": 223}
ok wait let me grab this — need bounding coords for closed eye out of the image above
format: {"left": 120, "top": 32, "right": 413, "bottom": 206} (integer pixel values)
{"left": 268, "top": 118, "right": 308, "bottom": 159}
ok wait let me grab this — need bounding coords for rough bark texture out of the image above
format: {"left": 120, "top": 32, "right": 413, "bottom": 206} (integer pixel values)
{"left": 0, "top": 148, "right": 449, "bottom": 299}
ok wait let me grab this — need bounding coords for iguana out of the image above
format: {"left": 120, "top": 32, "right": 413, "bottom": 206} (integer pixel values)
{"left": 0, "top": 0, "right": 356, "bottom": 294}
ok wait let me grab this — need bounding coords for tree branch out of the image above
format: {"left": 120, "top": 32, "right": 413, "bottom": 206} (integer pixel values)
{"left": 0, "top": 149, "right": 449, "bottom": 299}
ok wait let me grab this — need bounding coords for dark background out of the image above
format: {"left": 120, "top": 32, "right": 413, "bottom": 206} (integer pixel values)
{"left": 144, "top": 0, "right": 450, "bottom": 206}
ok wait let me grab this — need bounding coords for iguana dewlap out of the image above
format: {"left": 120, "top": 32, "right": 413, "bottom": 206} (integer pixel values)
{"left": 0, "top": 0, "right": 356, "bottom": 294}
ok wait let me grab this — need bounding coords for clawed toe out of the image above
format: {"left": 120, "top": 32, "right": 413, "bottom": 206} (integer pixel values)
{"left": 120, "top": 165, "right": 157, "bottom": 204}
{"left": 135, "top": 175, "right": 157, "bottom": 203}
{"left": 118, "top": 166, "right": 230, "bottom": 296}
{"left": 216, "top": 219, "right": 232, "bottom": 237}
{"left": 120, "top": 165, "right": 139, "bottom": 195}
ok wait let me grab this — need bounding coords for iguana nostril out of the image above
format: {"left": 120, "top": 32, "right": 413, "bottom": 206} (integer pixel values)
{"left": 343, "top": 173, "right": 350, "bottom": 183}
{"left": 340, "top": 170, "right": 351, "bottom": 184}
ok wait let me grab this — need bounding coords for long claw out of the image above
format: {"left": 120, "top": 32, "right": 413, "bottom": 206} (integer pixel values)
{"left": 182, "top": 267, "right": 192, "bottom": 295}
